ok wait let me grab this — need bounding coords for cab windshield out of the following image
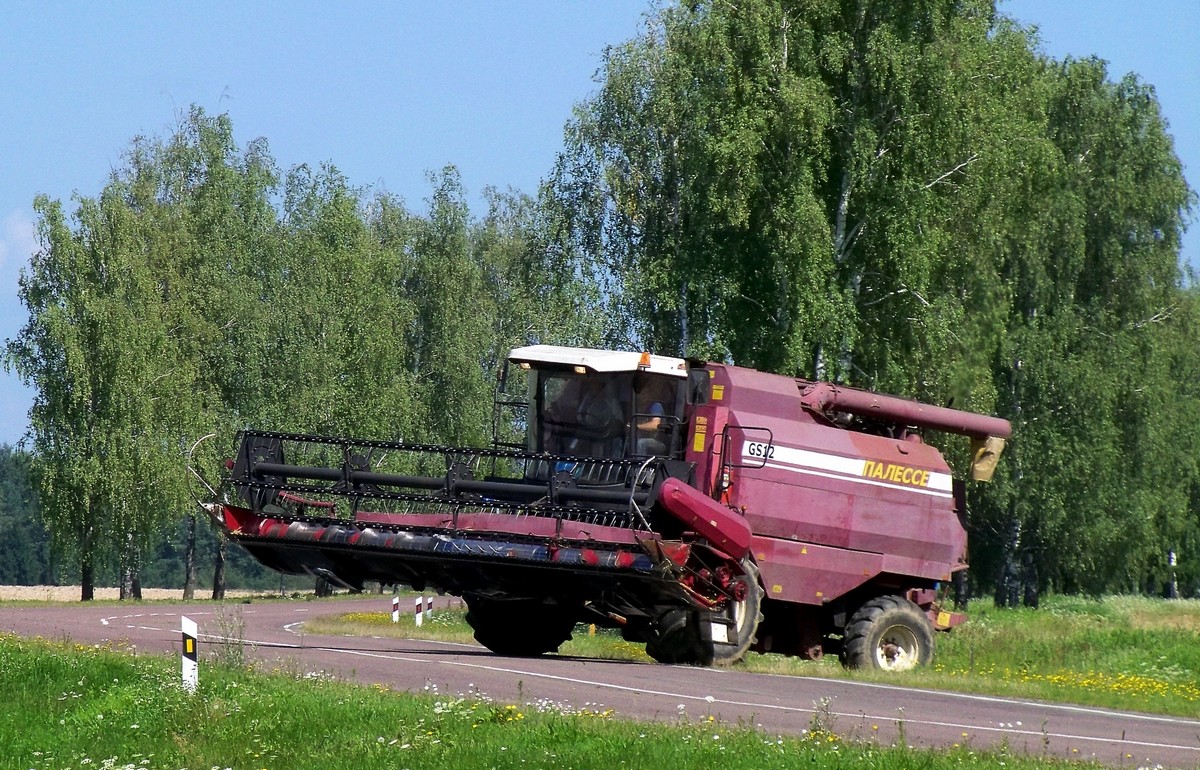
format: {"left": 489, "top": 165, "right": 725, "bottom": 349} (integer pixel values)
{"left": 530, "top": 369, "right": 682, "bottom": 459}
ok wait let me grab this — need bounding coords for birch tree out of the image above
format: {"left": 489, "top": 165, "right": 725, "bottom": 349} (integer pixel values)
{"left": 7, "top": 189, "right": 192, "bottom": 599}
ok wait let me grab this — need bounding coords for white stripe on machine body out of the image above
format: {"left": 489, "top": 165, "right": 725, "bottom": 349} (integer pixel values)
{"left": 741, "top": 441, "right": 954, "bottom": 499}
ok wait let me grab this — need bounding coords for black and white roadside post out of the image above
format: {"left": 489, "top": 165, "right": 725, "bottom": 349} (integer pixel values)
{"left": 181, "top": 616, "right": 198, "bottom": 693}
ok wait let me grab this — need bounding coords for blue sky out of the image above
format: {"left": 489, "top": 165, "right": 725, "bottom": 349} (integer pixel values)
{"left": 1, "top": 1, "right": 1196, "bottom": 447}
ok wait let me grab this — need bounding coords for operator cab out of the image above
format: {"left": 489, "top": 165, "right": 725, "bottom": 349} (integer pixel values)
{"left": 507, "top": 345, "right": 690, "bottom": 461}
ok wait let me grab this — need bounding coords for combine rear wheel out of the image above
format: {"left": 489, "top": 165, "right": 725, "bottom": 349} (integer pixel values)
{"left": 841, "top": 595, "right": 934, "bottom": 671}
{"left": 464, "top": 595, "right": 577, "bottom": 657}
{"left": 645, "top": 558, "right": 763, "bottom": 666}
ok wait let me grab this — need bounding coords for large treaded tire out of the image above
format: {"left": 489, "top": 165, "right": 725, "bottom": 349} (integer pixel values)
{"left": 645, "top": 559, "right": 763, "bottom": 667}
{"left": 841, "top": 595, "right": 934, "bottom": 671}
{"left": 464, "top": 595, "right": 577, "bottom": 657}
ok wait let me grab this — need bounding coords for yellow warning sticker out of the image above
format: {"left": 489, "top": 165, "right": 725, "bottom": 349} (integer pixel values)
{"left": 711, "top": 384, "right": 725, "bottom": 401}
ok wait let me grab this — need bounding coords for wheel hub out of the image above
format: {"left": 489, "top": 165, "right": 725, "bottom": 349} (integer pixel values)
{"left": 875, "top": 625, "right": 920, "bottom": 671}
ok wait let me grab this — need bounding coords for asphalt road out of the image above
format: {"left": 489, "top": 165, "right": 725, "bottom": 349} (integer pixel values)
{"left": 3, "top": 596, "right": 1198, "bottom": 768}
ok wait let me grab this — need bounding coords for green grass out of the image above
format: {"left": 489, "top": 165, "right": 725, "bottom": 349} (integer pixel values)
{"left": 927, "top": 596, "right": 1200, "bottom": 714}
{"left": 310, "top": 593, "right": 1200, "bottom": 717}
{"left": 0, "top": 632, "right": 1092, "bottom": 770}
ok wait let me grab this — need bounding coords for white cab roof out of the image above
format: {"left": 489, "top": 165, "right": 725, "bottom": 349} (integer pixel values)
{"left": 508, "top": 345, "right": 689, "bottom": 378}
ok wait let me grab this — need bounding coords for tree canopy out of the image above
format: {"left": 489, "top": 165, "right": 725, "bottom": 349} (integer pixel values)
{"left": 4, "top": 108, "right": 600, "bottom": 597}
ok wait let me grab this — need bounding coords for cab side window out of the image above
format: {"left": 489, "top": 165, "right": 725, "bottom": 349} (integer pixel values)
{"left": 634, "top": 375, "right": 680, "bottom": 457}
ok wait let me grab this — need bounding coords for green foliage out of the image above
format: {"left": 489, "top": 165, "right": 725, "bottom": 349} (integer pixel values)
{"left": 549, "top": 1, "right": 842, "bottom": 365}
{"left": 6, "top": 182, "right": 196, "bottom": 593}
{"left": 5, "top": 107, "right": 598, "bottom": 594}
{"left": 0, "top": 445, "right": 50, "bottom": 583}
{"left": 932, "top": 595, "right": 1200, "bottom": 716}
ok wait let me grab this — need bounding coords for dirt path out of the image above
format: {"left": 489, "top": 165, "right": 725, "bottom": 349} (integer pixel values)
{"left": 0, "top": 585, "right": 257, "bottom": 601}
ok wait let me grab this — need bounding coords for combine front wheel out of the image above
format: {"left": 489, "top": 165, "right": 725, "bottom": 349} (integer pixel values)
{"left": 841, "top": 595, "right": 934, "bottom": 671}
{"left": 464, "top": 595, "right": 577, "bottom": 657}
{"left": 645, "top": 558, "right": 763, "bottom": 666}
{"left": 713, "top": 558, "right": 764, "bottom": 666}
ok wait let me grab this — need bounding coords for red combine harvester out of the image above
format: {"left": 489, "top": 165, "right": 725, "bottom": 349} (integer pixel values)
{"left": 204, "top": 345, "right": 1010, "bottom": 669}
